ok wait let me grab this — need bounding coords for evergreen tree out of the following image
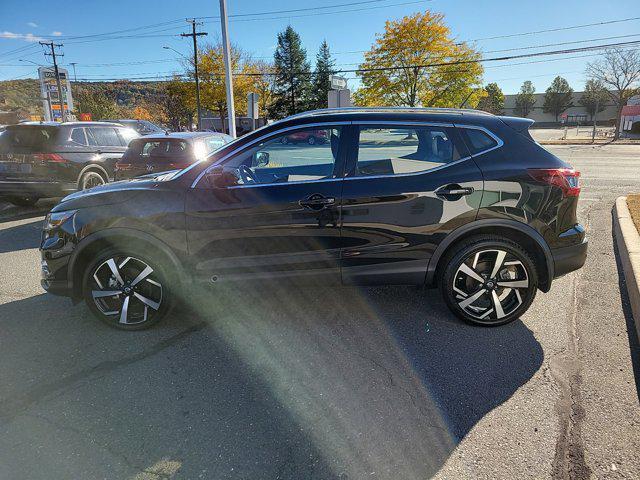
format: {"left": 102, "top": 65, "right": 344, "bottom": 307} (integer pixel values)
{"left": 543, "top": 76, "right": 574, "bottom": 122}
{"left": 514, "top": 80, "right": 536, "bottom": 118}
{"left": 476, "top": 82, "right": 504, "bottom": 114}
{"left": 310, "top": 40, "right": 337, "bottom": 110}
{"left": 269, "top": 26, "right": 312, "bottom": 118}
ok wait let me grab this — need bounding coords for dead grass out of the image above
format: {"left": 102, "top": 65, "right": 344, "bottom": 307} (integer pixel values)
{"left": 628, "top": 194, "right": 640, "bottom": 233}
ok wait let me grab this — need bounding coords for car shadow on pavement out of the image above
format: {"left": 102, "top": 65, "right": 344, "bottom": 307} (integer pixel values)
{"left": 0, "top": 286, "right": 543, "bottom": 480}
{"left": 0, "top": 219, "right": 43, "bottom": 253}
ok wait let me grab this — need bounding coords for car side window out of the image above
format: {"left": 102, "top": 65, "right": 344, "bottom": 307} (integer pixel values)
{"left": 87, "top": 127, "right": 121, "bottom": 147}
{"left": 353, "top": 126, "right": 461, "bottom": 177}
{"left": 117, "top": 127, "right": 139, "bottom": 147}
{"left": 462, "top": 128, "right": 498, "bottom": 155}
{"left": 70, "top": 128, "right": 87, "bottom": 145}
{"left": 224, "top": 126, "right": 342, "bottom": 186}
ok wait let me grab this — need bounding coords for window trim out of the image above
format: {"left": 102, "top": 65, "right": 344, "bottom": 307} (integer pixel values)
{"left": 191, "top": 121, "right": 351, "bottom": 188}
{"left": 454, "top": 124, "right": 504, "bottom": 157}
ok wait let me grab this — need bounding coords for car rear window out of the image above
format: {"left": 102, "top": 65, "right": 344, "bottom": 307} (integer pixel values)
{"left": 0, "top": 126, "right": 58, "bottom": 152}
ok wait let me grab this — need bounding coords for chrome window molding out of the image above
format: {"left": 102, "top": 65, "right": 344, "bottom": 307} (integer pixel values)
{"left": 224, "top": 177, "right": 343, "bottom": 189}
{"left": 352, "top": 120, "right": 455, "bottom": 128}
{"left": 190, "top": 121, "right": 352, "bottom": 189}
{"left": 454, "top": 123, "right": 504, "bottom": 157}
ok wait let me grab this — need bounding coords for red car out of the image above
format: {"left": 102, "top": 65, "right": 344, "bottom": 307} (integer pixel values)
{"left": 281, "top": 129, "right": 327, "bottom": 145}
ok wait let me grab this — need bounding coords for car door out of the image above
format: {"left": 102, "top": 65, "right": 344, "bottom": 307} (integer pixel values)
{"left": 86, "top": 126, "right": 129, "bottom": 177}
{"left": 185, "top": 124, "right": 348, "bottom": 285}
{"left": 340, "top": 122, "right": 483, "bottom": 285}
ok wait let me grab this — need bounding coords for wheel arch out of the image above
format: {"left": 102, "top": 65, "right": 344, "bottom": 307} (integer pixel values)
{"left": 426, "top": 219, "right": 554, "bottom": 292}
{"left": 68, "top": 228, "right": 188, "bottom": 300}
{"left": 77, "top": 164, "right": 110, "bottom": 187}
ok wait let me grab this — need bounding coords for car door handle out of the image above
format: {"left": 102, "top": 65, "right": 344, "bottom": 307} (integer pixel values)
{"left": 436, "top": 185, "right": 474, "bottom": 198}
{"left": 299, "top": 194, "right": 336, "bottom": 209}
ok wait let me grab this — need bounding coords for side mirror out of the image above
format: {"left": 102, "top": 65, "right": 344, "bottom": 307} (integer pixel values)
{"left": 205, "top": 166, "right": 239, "bottom": 188}
{"left": 253, "top": 151, "right": 269, "bottom": 168}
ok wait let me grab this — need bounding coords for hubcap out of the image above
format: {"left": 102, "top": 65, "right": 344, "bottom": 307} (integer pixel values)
{"left": 453, "top": 249, "right": 530, "bottom": 322}
{"left": 91, "top": 256, "right": 162, "bottom": 325}
{"left": 84, "top": 174, "right": 105, "bottom": 190}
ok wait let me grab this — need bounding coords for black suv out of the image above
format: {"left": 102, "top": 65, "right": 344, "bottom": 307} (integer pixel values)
{"left": 40, "top": 108, "right": 587, "bottom": 329}
{"left": 0, "top": 121, "right": 139, "bottom": 206}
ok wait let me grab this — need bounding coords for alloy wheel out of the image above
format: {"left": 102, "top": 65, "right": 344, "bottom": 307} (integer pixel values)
{"left": 82, "top": 172, "right": 106, "bottom": 190}
{"left": 90, "top": 256, "right": 163, "bottom": 326}
{"left": 452, "top": 249, "right": 531, "bottom": 323}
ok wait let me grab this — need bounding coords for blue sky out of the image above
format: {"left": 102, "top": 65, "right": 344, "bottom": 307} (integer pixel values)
{"left": 1, "top": 0, "right": 639, "bottom": 94}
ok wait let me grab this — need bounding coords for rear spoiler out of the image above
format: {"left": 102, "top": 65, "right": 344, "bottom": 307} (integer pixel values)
{"left": 498, "top": 116, "right": 535, "bottom": 133}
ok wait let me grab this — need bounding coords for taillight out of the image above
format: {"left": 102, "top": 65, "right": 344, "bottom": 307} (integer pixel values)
{"left": 528, "top": 168, "right": 581, "bottom": 197}
{"left": 34, "top": 153, "right": 67, "bottom": 164}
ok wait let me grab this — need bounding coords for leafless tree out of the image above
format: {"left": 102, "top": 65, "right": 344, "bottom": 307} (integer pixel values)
{"left": 586, "top": 48, "right": 640, "bottom": 139}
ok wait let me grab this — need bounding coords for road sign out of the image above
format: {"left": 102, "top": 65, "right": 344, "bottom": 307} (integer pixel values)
{"left": 330, "top": 75, "right": 347, "bottom": 90}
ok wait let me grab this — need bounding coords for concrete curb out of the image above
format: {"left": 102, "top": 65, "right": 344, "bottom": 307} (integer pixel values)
{"left": 614, "top": 196, "right": 640, "bottom": 341}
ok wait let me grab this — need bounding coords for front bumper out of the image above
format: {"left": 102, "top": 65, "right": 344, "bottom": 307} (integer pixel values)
{"left": 551, "top": 237, "right": 588, "bottom": 278}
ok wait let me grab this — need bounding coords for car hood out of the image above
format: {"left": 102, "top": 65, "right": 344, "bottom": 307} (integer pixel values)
{"left": 52, "top": 170, "right": 181, "bottom": 212}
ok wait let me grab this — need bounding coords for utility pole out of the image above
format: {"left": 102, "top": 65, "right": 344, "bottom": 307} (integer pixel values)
{"left": 40, "top": 41, "right": 66, "bottom": 122}
{"left": 181, "top": 19, "right": 207, "bottom": 131}
{"left": 69, "top": 62, "right": 78, "bottom": 82}
{"left": 219, "top": 0, "right": 236, "bottom": 137}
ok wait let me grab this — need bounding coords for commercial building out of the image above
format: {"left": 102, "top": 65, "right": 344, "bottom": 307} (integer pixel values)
{"left": 502, "top": 91, "right": 618, "bottom": 125}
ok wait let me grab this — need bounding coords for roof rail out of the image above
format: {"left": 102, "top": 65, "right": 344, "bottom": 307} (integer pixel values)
{"left": 284, "top": 106, "right": 493, "bottom": 121}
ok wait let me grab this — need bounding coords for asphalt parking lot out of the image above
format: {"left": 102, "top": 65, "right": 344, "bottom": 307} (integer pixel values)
{"left": 0, "top": 144, "right": 639, "bottom": 479}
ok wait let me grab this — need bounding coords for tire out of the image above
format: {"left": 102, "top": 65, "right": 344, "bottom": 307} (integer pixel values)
{"left": 307, "top": 136, "right": 316, "bottom": 145}
{"left": 79, "top": 170, "right": 107, "bottom": 190}
{"left": 440, "top": 235, "right": 538, "bottom": 326}
{"left": 82, "top": 247, "right": 173, "bottom": 330}
{"left": 7, "top": 196, "right": 39, "bottom": 207}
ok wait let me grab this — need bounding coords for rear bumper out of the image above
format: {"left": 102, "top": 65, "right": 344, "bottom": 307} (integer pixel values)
{"left": 551, "top": 237, "right": 588, "bottom": 278}
{"left": 0, "top": 180, "right": 76, "bottom": 197}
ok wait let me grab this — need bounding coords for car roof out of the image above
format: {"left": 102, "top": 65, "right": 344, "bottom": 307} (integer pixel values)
{"left": 13, "top": 121, "right": 128, "bottom": 128}
{"left": 136, "top": 131, "right": 228, "bottom": 141}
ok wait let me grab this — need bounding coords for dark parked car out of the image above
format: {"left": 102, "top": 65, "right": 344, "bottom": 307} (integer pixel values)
{"left": 114, "top": 131, "right": 233, "bottom": 180}
{"left": 104, "top": 119, "right": 165, "bottom": 136}
{"left": 0, "top": 121, "right": 139, "bottom": 206}
{"left": 40, "top": 107, "right": 587, "bottom": 330}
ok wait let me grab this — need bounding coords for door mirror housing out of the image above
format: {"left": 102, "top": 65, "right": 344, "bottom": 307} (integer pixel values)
{"left": 253, "top": 151, "right": 269, "bottom": 168}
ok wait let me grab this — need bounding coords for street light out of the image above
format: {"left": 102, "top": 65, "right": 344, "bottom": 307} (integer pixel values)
{"left": 163, "top": 45, "right": 203, "bottom": 131}
{"left": 19, "top": 59, "right": 43, "bottom": 66}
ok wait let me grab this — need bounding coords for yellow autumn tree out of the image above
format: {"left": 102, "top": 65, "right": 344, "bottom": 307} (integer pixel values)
{"left": 198, "top": 43, "right": 257, "bottom": 128}
{"left": 354, "top": 11, "right": 484, "bottom": 109}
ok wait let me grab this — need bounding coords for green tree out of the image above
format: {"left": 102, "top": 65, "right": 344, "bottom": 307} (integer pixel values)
{"left": 354, "top": 11, "right": 484, "bottom": 108}
{"left": 309, "top": 40, "right": 337, "bottom": 110}
{"left": 163, "top": 77, "right": 195, "bottom": 131}
{"left": 514, "top": 81, "right": 536, "bottom": 118}
{"left": 75, "top": 89, "right": 120, "bottom": 119}
{"left": 476, "top": 82, "right": 504, "bottom": 114}
{"left": 543, "top": 76, "right": 574, "bottom": 122}
{"left": 579, "top": 79, "right": 609, "bottom": 120}
{"left": 269, "top": 26, "right": 312, "bottom": 118}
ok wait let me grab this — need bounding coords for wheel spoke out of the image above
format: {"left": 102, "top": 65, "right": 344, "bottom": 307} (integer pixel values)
{"left": 497, "top": 279, "right": 529, "bottom": 289}
{"left": 130, "top": 265, "right": 153, "bottom": 287}
{"left": 458, "top": 263, "right": 485, "bottom": 283}
{"left": 490, "top": 250, "right": 507, "bottom": 278}
{"left": 92, "top": 289, "right": 122, "bottom": 298}
{"left": 133, "top": 292, "right": 160, "bottom": 310}
{"left": 106, "top": 259, "right": 125, "bottom": 286}
{"left": 119, "top": 296, "right": 130, "bottom": 324}
{"left": 491, "top": 290, "right": 506, "bottom": 319}
{"left": 459, "top": 288, "right": 488, "bottom": 309}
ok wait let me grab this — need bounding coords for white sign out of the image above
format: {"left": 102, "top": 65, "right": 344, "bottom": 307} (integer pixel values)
{"left": 328, "top": 89, "right": 352, "bottom": 108}
{"left": 330, "top": 75, "right": 347, "bottom": 90}
{"left": 38, "top": 66, "right": 73, "bottom": 122}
